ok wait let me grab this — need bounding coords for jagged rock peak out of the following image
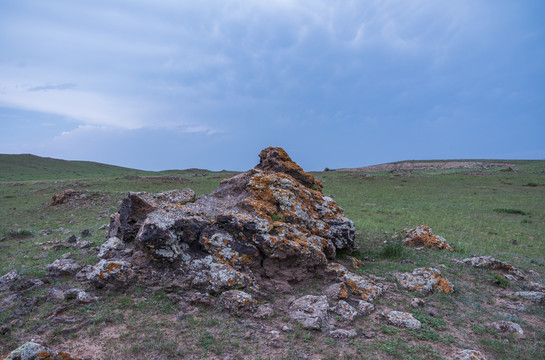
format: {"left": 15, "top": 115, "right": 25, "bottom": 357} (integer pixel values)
{"left": 255, "top": 147, "right": 323, "bottom": 192}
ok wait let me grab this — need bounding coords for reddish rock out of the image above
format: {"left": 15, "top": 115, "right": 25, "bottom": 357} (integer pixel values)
{"left": 403, "top": 225, "right": 453, "bottom": 251}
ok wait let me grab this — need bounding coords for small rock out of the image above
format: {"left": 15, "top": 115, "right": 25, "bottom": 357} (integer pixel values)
{"left": 87, "top": 259, "right": 135, "bottom": 288}
{"left": 254, "top": 303, "right": 275, "bottom": 319}
{"left": 526, "top": 282, "right": 545, "bottom": 292}
{"left": 514, "top": 291, "right": 545, "bottom": 303}
{"left": 356, "top": 300, "right": 375, "bottom": 315}
{"left": 47, "top": 287, "right": 66, "bottom": 302}
{"left": 410, "top": 298, "right": 425, "bottom": 308}
{"left": 47, "top": 259, "right": 82, "bottom": 276}
{"left": 98, "top": 237, "right": 125, "bottom": 259}
{"left": 504, "top": 301, "right": 526, "bottom": 311}
{"left": 60, "top": 252, "right": 72, "bottom": 259}
{"left": 75, "top": 265, "right": 93, "bottom": 282}
{"left": 403, "top": 225, "right": 454, "bottom": 251}
{"left": 288, "top": 295, "right": 329, "bottom": 330}
{"left": 329, "top": 300, "right": 358, "bottom": 322}
{"left": 77, "top": 290, "right": 98, "bottom": 303}
{"left": 99, "top": 224, "right": 109, "bottom": 230}
{"left": 219, "top": 290, "right": 257, "bottom": 314}
{"left": 460, "top": 256, "right": 524, "bottom": 280}
{"left": 81, "top": 229, "right": 91, "bottom": 238}
{"left": 329, "top": 329, "right": 357, "bottom": 339}
{"left": 281, "top": 325, "right": 291, "bottom": 332}
{"left": 396, "top": 267, "right": 454, "bottom": 294}
{"left": 323, "top": 282, "right": 349, "bottom": 300}
{"left": 1, "top": 341, "right": 79, "bottom": 360}
{"left": 362, "top": 331, "right": 376, "bottom": 339}
{"left": 381, "top": 310, "right": 421, "bottom": 329}
{"left": 491, "top": 321, "right": 524, "bottom": 337}
{"left": 77, "top": 240, "right": 92, "bottom": 248}
{"left": 0, "top": 270, "right": 20, "bottom": 290}
{"left": 67, "top": 235, "right": 77, "bottom": 243}
{"left": 455, "top": 349, "right": 488, "bottom": 360}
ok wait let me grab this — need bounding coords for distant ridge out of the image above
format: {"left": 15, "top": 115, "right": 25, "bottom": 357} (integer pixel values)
{"left": 338, "top": 159, "right": 540, "bottom": 172}
{"left": 0, "top": 154, "right": 156, "bottom": 182}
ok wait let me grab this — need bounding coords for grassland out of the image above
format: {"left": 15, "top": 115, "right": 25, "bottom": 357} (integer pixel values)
{"left": 0, "top": 156, "right": 544, "bottom": 359}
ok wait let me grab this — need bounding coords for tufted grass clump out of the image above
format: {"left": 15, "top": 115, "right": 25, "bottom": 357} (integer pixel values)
{"left": 380, "top": 240, "right": 405, "bottom": 260}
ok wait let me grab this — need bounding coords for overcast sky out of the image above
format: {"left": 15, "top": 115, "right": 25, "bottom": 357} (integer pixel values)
{"left": 1, "top": 1, "right": 544, "bottom": 171}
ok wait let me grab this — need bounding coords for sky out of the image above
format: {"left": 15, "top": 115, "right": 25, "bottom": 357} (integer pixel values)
{"left": 0, "top": 0, "right": 544, "bottom": 171}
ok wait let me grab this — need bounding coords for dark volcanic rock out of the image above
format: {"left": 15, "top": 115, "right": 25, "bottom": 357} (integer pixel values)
{"left": 92, "top": 147, "right": 356, "bottom": 296}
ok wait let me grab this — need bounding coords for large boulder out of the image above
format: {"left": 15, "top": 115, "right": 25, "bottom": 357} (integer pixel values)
{"left": 96, "top": 147, "right": 355, "bottom": 294}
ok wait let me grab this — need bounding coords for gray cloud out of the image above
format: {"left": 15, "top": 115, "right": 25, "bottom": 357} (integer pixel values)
{"left": 27, "top": 83, "right": 76, "bottom": 92}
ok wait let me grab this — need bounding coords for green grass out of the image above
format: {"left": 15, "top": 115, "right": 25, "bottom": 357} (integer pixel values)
{"left": 1, "top": 156, "right": 544, "bottom": 359}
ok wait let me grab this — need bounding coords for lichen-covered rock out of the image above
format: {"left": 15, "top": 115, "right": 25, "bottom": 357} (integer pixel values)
{"left": 514, "top": 291, "right": 545, "bottom": 303}
{"left": 98, "top": 236, "right": 125, "bottom": 259}
{"left": 46, "top": 259, "right": 82, "bottom": 277}
{"left": 491, "top": 321, "right": 524, "bottom": 337}
{"left": 396, "top": 267, "right": 454, "bottom": 294}
{"left": 77, "top": 290, "right": 98, "bottom": 303}
{"left": 99, "top": 147, "right": 355, "bottom": 298}
{"left": 526, "top": 282, "right": 545, "bottom": 292}
{"left": 219, "top": 290, "right": 257, "bottom": 314}
{"left": 1, "top": 341, "right": 80, "bottom": 359}
{"left": 48, "top": 189, "right": 84, "bottom": 206}
{"left": 329, "top": 300, "right": 358, "bottom": 322}
{"left": 87, "top": 259, "right": 135, "bottom": 288}
{"left": 356, "top": 300, "right": 375, "bottom": 315}
{"left": 460, "top": 256, "right": 524, "bottom": 280}
{"left": 323, "top": 282, "right": 349, "bottom": 300}
{"left": 403, "top": 225, "right": 453, "bottom": 251}
{"left": 454, "top": 349, "right": 488, "bottom": 360}
{"left": 0, "top": 270, "right": 20, "bottom": 291}
{"left": 381, "top": 310, "right": 421, "bottom": 329}
{"left": 326, "top": 263, "right": 383, "bottom": 302}
{"left": 288, "top": 295, "right": 329, "bottom": 330}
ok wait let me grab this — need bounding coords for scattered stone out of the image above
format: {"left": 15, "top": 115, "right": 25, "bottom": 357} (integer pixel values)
{"left": 81, "top": 229, "right": 91, "bottom": 238}
{"left": 396, "top": 267, "right": 454, "bottom": 294}
{"left": 47, "top": 287, "right": 66, "bottom": 302}
{"left": 455, "top": 349, "right": 488, "bottom": 360}
{"left": 87, "top": 259, "right": 135, "bottom": 289}
{"left": 98, "top": 237, "right": 125, "bottom": 259}
{"left": 219, "top": 290, "right": 257, "bottom": 314}
{"left": 410, "top": 298, "right": 425, "bottom": 308}
{"left": 48, "top": 189, "right": 77, "bottom": 206}
{"left": 380, "top": 310, "right": 421, "bottom": 329}
{"left": 329, "top": 300, "right": 358, "bottom": 322}
{"left": 0, "top": 269, "right": 20, "bottom": 290}
{"left": 326, "top": 263, "right": 383, "bottom": 302}
{"left": 323, "top": 282, "right": 349, "bottom": 300}
{"left": 328, "top": 329, "right": 357, "bottom": 339}
{"left": 514, "top": 291, "right": 545, "bottom": 303}
{"left": 504, "top": 301, "right": 526, "bottom": 311}
{"left": 77, "top": 240, "right": 92, "bottom": 248}
{"left": 288, "top": 295, "right": 329, "bottom": 330}
{"left": 99, "top": 224, "right": 109, "bottom": 230}
{"left": 403, "top": 225, "right": 454, "bottom": 251}
{"left": 75, "top": 265, "right": 93, "bottom": 282}
{"left": 47, "top": 259, "right": 82, "bottom": 277}
{"left": 526, "top": 281, "right": 545, "bottom": 292}
{"left": 349, "top": 256, "right": 362, "bottom": 270}
{"left": 254, "top": 303, "right": 275, "bottom": 319}
{"left": 1, "top": 341, "right": 79, "bottom": 359}
{"left": 459, "top": 256, "right": 524, "bottom": 280}
{"left": 356, "top": 300, "right": 375, "bottom": 315}
{"left": 491, "top": 320, "right": 524, "bottom": 337}
{"left": 67, "top": 235, "right": 77, "bottom": 243}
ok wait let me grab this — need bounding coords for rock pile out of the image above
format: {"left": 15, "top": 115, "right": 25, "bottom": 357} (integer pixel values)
{"left": 90, "top": 147, "right": 357, "bottom": 298}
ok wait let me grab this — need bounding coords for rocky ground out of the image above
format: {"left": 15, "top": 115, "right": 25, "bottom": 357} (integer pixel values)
{"left": 1, "top": 148, "right": 543, "bottom": 359}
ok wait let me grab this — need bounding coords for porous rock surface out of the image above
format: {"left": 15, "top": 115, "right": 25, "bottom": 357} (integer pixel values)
{"left": 403, "top": 225, "right": 454, "bottom": 251}
{"left": 459, "top": 256, "right": 524, "bottom": 280}
{"left": 454, "top": 349, "right": 488, "bottom": 360}
{"left": 92, "top": 147, "right": 356, "bottom": 298}
{"left": 288, "top": 295, "right": 329, "bottom": 330}
{"left": 381, "top": 310, "right": 422, "bottom": 329}
{"left": 1, "top": 341, "right": 79, "bottom": 360}
{"left": 396, "top": 267, "right": 454, "bottom": 294}
{"left": 491, "top": 320, "right": 524, "bottom": 337}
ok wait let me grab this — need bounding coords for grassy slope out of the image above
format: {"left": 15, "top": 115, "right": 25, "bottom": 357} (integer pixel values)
{"left": 0, "top": 154, "right": 160, "bottom": 182}
{"left": 1, "top": 156, "right": 544, "bottom": 359}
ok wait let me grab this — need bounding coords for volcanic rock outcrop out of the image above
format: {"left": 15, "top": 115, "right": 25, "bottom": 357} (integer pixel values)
{"left": 94, "top": 147, "right": 356, "bottom": 295}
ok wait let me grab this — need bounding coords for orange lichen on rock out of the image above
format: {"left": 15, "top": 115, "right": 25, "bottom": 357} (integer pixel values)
{"left": 48, "top": 189, "right": 77, "bottom": 206}
{"left": 396, "top": 267, "right": 454, "bottom": 294}
{"left": 403, "top": 225, "right": 454, "bottom": 251}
